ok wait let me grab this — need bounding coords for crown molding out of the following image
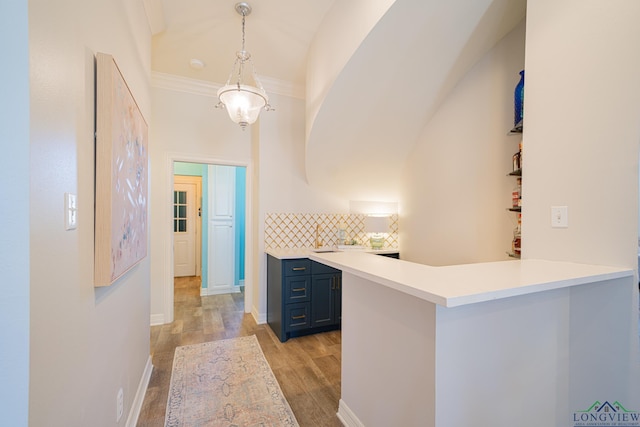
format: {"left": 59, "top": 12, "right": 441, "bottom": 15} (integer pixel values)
{"left": 150, "top": 71, "right": 304, "bottom": 100}
{"left": 258, "top": 75, "right": 305, "bottom": 100}
{"left": 151, "top": 72, "right": 220, "bottom": 97}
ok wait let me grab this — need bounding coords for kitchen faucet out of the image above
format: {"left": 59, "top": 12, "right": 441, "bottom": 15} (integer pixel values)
{"left": 315, "top": 224, "right": 323, "bottom": 248}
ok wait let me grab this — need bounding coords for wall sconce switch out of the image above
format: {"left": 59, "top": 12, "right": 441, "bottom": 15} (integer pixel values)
{"left": 551, "top": 206, "right": 568, "bottom": 228}
{"left": 65, "top": 193, "right": 78, "bottom": 230}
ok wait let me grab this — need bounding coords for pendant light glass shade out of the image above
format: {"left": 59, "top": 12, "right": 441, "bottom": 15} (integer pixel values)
{"left": 216, "top": 2, "right": 272, "bottom": 130}
{"left": 217, "top": 83, "right": 267, "bottom": 129}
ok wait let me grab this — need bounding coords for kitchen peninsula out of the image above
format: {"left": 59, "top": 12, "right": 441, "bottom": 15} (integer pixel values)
{"left": 266, "top": 247, "right": 399, "bottom": 342}
{"left": 309, "top": 252, "right": 636, "bottom": 427}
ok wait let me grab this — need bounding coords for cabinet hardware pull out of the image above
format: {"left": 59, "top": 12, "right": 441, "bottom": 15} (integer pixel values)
{"left": 292, "top": 315, "right": 306, "bottom": 320}
{"left": 292, "top": 267, "right": 306, "bottom": 271}
{"left": 292, "top": 287, "right": 305, "bottom": 292}
{"left": 332, "top": 277, "right": 336, "bottom": 290}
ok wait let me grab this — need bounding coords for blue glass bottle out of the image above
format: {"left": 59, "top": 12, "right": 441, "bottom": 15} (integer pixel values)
{"left": 514, "top": 70, "right": 524, "bottom": 128}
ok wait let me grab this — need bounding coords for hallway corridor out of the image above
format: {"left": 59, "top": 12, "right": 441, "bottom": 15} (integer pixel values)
{"left": 136, "top": 276, "right": 342, "bottom": 426}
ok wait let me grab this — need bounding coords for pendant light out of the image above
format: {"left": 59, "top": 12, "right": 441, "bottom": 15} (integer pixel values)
{"left": 216, "top": 2, "right": 273, "bottom": 130}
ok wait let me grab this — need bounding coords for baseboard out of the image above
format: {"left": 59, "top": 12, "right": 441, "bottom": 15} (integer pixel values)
{"left": 200, "top": 286, "right": 241, "bottom": 296}
{"left": 337, "top": 399, "right": 364, "bottom": 427}
{"left": 251, "top": 305, "right": 266, "bottom": 324}
{"left": 126, "top": 355, "right": 153, "bottom": 427}
{"left": 150, "top": 313, "right": 164, "bottom": 326}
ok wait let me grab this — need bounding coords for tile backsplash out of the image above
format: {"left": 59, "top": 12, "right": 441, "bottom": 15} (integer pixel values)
{"left": 265, "top": 213, "right": 399, "bottom": 250}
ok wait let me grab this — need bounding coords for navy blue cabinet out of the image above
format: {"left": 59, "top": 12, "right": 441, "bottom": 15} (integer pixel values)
{"left": 310, "top": 261, "right": 341, "bottom": 328}
{"left": 267, "top": 255, "right": 341, "bottom": 342}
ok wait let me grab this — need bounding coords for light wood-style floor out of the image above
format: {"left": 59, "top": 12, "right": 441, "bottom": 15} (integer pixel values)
{"left": 136, "top": 276, "right": 343, "bottom": 426}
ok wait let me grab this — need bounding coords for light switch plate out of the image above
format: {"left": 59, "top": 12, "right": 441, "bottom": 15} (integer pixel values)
{"left": 551, "top": 206, "right": 568, "bottom": 228}
{"left": 65, "top": 193, "right": 78, "bottom": 230}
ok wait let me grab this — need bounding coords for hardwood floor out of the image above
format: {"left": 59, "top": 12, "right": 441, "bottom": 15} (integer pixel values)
{"left": 136, "top": 276, "right": 343, "bottom": 426}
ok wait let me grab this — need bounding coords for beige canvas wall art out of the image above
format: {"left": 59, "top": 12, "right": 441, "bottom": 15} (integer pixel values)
{"left": 95, "top": 52, "right": 148, "bottom": 287}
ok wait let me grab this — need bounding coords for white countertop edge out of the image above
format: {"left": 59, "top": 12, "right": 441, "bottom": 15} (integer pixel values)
{"left": 442, "top": 269, "right": 632, "bottom": 307}
{"left": 307, "top": 252, "right": 633, "bottom": 308}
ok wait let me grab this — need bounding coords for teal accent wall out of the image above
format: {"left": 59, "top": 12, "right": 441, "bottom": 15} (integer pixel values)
{"left": 235, "top": 167, "right": 246, "bottom": 286}
{"left": 174, "top": 161, "right": 203, "bottom": 176}
{"left": 174, "top": 162, "right": 209, "bottom": 288}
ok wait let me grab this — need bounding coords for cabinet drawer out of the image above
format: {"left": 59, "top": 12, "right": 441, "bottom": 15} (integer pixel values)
{"left": 285, "top": 302, "right": 310, "bottom": 331}
{"left": 285, "top": 276, "right": 310, "bottom": 303}
{"left": 283, "top": 259, "right": 311, "bottom": 277}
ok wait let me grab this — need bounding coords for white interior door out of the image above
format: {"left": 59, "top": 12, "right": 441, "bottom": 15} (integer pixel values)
{"left": 208, "top": 165, "right": 236, "bottom": 294}
{"left": 173, "top": 176, "right": 201, "bottom": 277}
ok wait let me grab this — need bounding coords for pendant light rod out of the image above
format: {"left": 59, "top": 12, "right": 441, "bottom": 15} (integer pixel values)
{"left": 237, "top": 2, "right": 250, "bottom": 58}
{"left": 216, "top": 1, "right": 273, "bottom": 130}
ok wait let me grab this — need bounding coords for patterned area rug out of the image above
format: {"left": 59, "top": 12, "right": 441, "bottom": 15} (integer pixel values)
{"left": 165, "top": 335, "right": 299, "bottom": 427}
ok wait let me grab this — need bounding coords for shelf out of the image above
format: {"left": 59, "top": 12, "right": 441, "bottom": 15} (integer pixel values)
{"left": 507, "top": 118, "right": 522, "bottom": 259}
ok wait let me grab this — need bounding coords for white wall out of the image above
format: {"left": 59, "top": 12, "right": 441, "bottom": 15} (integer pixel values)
{"left": 149, "top": 79, "right": 251, "bottom": 323}
{"left": 29, "top": 0, "right": 152, "bottom": 425}
{"left": 305, "top": 0, "right": 395, "bottom": 139}
{"left": 523, "top": 0, "right": 640, "bottom": 406}
{"left": 523, "top": 0, "right": 640, "bottom": 269}
{"left": 401, "top": 20, "right": 526, "bottom": 265}
{"left": 0, "top": 2, "right": 30, "bottom": 425}
{"left": 149, "top": 83, "right": 348, "bottom": 324}
{"left": 258, "top": 93, "right": 348, "bottom": 214}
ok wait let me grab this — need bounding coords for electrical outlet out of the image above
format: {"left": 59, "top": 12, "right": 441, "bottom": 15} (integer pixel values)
{"left": 116, "top": 388, "right": 124, "bottom": 422}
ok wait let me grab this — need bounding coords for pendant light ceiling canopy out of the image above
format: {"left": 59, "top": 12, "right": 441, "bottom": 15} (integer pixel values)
{"left": 216, "top": 2, "right": 273, "bottom": 130}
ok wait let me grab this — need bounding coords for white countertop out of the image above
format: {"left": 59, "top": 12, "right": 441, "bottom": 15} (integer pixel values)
{"left": 307, "top": 251, "right": 632, "bottom": 308}
{"left": 265, "top": 247, "right": 400, "bottom": 260}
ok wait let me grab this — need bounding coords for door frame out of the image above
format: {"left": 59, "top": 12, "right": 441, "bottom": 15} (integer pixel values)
{"left": 173, "top": 175, "right": 202, "bottom": 277}
{"left": 164, "top": 153, "right": 253, "bottom": 323}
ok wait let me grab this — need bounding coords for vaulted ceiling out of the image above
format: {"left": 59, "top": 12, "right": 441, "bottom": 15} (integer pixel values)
{"left": 148, "top": 0, "right": 337, "bottom": 96}
{"left": 146, "top": 0, "right": 527, "bottom": 201}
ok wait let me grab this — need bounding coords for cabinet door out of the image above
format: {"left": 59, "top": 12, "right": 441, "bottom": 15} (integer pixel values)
{"left": 311, "top": 273, "right": 336, "bottom": 327}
